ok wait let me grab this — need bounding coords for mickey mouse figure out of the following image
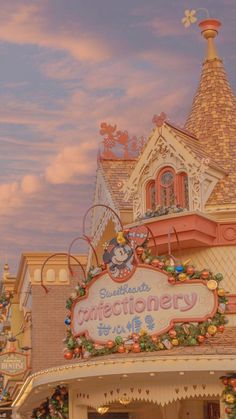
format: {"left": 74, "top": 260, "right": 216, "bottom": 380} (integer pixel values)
{"left": 103, "top": 232, "right": 134, "bottom": 281}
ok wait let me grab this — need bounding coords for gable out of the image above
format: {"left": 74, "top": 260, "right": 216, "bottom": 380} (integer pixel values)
{"left": 123, "top": 123, "right": 225, "bottom": 220}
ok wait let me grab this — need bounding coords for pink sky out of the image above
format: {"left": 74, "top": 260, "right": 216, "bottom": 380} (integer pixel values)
{"left": 0, "top": 0, "right": 236, "bottom": 272}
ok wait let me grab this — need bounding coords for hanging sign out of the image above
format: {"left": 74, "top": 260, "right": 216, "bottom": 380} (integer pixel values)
{"left": 0, "top": 352, "right": 28, "bottom": 376}
{"left": 71, "top": 266, "right": 218, "bottom": 343}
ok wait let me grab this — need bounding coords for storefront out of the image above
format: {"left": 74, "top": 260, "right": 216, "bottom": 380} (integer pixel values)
{"left": 8, "top": 13, "right": 236, "bottom": 419}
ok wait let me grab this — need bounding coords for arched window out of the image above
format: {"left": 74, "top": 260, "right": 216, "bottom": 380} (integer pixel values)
{"left": 177, "top": 172, "right": 189, "bottom": 208}
{"left": 145, "top": 167, "right": 189, "bottom": 210}
{"left": 157, "top": 168, "right": 175, "bottom": 207}
{"left": 146, "top": 180, "right": 156, "bottom": 210}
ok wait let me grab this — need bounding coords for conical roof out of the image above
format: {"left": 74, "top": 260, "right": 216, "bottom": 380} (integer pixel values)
{"left": 184, "top": 19, "right": 236, "bottom": 206}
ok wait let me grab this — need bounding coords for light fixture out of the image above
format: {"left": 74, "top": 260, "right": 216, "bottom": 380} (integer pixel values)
{"left": 150, "top": 372, "right": 155, "bottom": 376}
{"left": 97, "top": 406, "right": 109, "bottom": 415}
{"left": 179, "top": 372, "right": 185, "bottom": 375}
{"left": 209, "top": 371, "right": 215, "bottom": 375}
{"left": 119, "top": 397, "right": 131, "bottom": 405}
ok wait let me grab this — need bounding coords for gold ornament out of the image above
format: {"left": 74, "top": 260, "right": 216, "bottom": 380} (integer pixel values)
{"left": 225, "top": 394, "right": 235, "bottom": 404}
{"left": 178, "top": 273, "right": 187, "bottom": 282}
{"left": 207, "top": 325, "right": 217, "bottom": 335}
{"left": 218, "top": 288, "right": 226, "bottom": 297}
{"left": 207, "top": 280, "right": 218, "bottom": 290}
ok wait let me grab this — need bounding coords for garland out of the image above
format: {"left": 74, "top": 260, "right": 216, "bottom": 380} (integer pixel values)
{"left": 32, "top": 386, "right": 68, "bottom": 419}
{"left": 0, "top": 290, "right": 13, "bottom": 309}
{"left": 64, "top": 241, "right": 228, "bottom": 360}
{"left": 221, "top": 374, "right": 236, "bottom": 418}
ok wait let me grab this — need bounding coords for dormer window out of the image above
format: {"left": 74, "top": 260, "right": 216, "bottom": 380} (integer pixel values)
{"left": 146, "top": 180, "right": 156, "bottom": 210}
{"left": 158, "top": 168, "right": 175, "bottom": 207}
{"left": 146, "top": 167, "right": 189, "bottom": 211}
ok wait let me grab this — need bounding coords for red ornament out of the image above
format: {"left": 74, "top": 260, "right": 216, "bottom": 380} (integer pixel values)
{"left": 136, "top": 247, "right": 144, "bottom": 256}
{"left": 117, "top": 345, "right": 125, "bottom": 353}
{"left": 74, "top": 347, "right": 81, "bottom": 355}
{"left": 222, "top": 378, "right": 229, "bottom": 385}
{"left": 151, "top": 335, "right": 158, "bottom": 343}
{"left": 201, "top": 270, "right": 209, "bottom": 279}
{"left": 225, "top": 407, "right": 232, "bottom": 414}
{"left": 218, "top": 325, "right": 225, "bottom": 333}
{"left": 186, "top": 266, "right": 195, "bottom": 275}
{"left": 64, "top": 351, "right": 73, "bottom": 360}
{"left": 158, "top": 261, "right": 165, "bottom": 269}
{"left": 168, "top": 276, "right": 175, "bottom": 284}
{"left": 168, "top": 329, "right": 177, "bottom": 338}
{"left": 197, "top": 335, "right": 205, "bottom": 344}
{"left": 132, "top": 343, "right": 141, "bottom": 353}
{"left": 229, "top": 378, "right": 236, "bottom": 387}
{"left": 107, "top": 340, "right": 114, "bottom": 349}
{"left": 132, "top": 333, "right": 139, "bottom": 342}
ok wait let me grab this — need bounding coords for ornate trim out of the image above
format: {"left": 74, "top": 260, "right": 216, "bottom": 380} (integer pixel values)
{"left": 74, "top": 380, "right": 221, "bottom": 408}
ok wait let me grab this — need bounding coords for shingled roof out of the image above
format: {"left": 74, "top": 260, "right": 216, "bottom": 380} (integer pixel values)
{"left": 166, "top": 121, "right": 226, "bottom": 174}
{"left": 100, "top": 158, "right": 136, "bottom": 210}
{"left": 184, "top": 21, "right": 236, "bottom": 206}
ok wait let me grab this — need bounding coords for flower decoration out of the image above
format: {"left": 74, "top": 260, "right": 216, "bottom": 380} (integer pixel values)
{"left": 32, "top": 386, "right": 68, "bottom": 419}
{"left": 221, "top": 373, "right": 236, "bottom": 418}
{"left": 152, "top": 112, "right": 167, "bottom": 128}
{"left": 182, "top": 9, "right": 197, "bottom": 28}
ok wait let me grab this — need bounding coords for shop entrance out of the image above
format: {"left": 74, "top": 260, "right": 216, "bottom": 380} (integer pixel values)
{"left": 88, "top": 399, "right": 220, "bottom": 419}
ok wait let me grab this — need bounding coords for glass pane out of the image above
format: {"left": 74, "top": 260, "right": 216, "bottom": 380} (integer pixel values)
{"left": 184, "top": 175, "right": 189, "bottom": 209}
{"left": 160, "top": 171, "right": 174, "bottom": 187}
{"left": 150, "top": 183, "right": 156, "bottom": 210}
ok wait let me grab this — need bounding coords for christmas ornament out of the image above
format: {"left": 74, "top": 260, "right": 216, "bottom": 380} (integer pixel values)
{"left": 201, "top": 270, "right": 210, "bottom": 279}
{"left": 178, "top": 273, "right": 187, "bottom": 282}
{"left": 207, "top": 279, "right": 218, "bottom": 290}
{"left": 132, "top": 343, "right": 141, "bottom": 353}
{"left": 207, "top": 325, "right": 217, "bottom": 335}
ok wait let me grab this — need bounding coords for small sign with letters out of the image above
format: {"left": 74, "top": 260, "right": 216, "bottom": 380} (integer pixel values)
{"left": 0, "top": 352, "right": 28, "bottom": 376}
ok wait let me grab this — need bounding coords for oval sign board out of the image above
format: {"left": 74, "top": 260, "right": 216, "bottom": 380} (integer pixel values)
{"left": 71, "top": 266, "right": 217, "bottom": 344}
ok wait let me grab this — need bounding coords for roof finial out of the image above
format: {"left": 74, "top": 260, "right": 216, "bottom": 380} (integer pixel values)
{"left": 199, "top": 19, "right": 221, "bottom": 60}
{"left": 182, "top": 8, "right": 221, "bottom": 60}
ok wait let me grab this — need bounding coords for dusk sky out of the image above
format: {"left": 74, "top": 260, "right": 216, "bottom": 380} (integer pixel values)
{"left": 1, "top": 0, "right": 236, "bottom": 273}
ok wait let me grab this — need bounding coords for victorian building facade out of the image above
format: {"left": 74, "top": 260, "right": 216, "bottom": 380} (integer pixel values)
{"left": 5, "top": 16, "right": 236, "bottom": 419}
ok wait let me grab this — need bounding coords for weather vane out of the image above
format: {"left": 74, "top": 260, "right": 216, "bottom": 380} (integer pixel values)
{"left": 182, "top": 8, "right": 210, "bottom": 28}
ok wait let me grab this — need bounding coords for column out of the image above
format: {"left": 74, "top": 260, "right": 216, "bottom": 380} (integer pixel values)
{"left": 220, "top": 399, "right": 227, "bottom": 419}
{"left": 69, "top": 388, "right": 88, "bottom": 419}
{"left": 161, "top": 400, "right": 180, "bottom": 419}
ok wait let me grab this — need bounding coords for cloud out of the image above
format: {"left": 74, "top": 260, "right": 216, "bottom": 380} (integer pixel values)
{"left": 0, "top": 174, "right": 42, "bottom": 215}
{"left": 0, "top": 3, "right": 110, "bottom": 62}
{"left": 45, "top": 143, "right": 97, "bottom": 184}
{"left": 21, "top": 175, "right": 42, "bottom": 194}
{"left": 0, "top": 182, "right": 20, "bottom": 214}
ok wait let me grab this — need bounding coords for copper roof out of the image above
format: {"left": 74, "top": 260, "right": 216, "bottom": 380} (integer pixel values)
{"left": 184, "top": 57, "right": 236, "bottom": 205}
{"left": 100, "top": 158, "right": 136, "bottom": 210}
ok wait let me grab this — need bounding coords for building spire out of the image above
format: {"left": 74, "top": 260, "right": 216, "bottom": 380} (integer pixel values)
{"left": 199, "top": 19, "right": 221, "bottom": 60}
{"left": 184, "top": 16, "right": 236, "bottom": 207}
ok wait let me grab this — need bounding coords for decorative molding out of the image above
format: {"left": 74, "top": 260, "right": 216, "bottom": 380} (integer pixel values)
{"left": 74, "top": 380, "right": 221, "bottom": 408}
{"left": 123, "top": 123, "right": 225, "bottom": 219}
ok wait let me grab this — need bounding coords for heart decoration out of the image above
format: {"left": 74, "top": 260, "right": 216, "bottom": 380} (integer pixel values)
{"left": 127, "top": 225, "right": 149, "bottom": 248}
